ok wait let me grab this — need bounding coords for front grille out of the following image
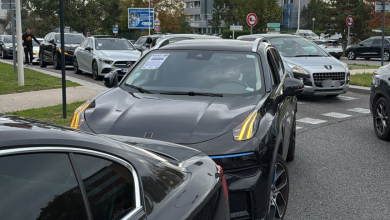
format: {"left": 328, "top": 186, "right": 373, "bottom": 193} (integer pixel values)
{"left": 313, "top": 72, "right": 345, "bottom": 81}
{"left": 114, "top": 61, "right": 135, "bottom": 68}
{"left": 101, "top": 68, "right": 112, "bottom": 74}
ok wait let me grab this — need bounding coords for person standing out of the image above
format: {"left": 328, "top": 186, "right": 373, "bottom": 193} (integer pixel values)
{"left": 22, "top": 29, "right": 41, "bottom": 66}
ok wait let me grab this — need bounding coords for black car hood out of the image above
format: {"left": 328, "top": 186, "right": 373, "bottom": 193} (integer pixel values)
{"left": 86, "top": 88, "right": 260, "bottom": 144}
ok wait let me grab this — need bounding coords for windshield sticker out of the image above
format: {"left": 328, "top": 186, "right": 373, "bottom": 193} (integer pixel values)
{"left": 135, "top": 73, "right": 141, "bottom": 77}
{"left": 141, "top": 54, "right": 170, "bottom": 69}
{"left": 247, "top": 55, "right": 255, "bottom": 58}
{"left": 246, "top": 87, "right": 254, "bottom": 92}
{"left": 98, "top": 43, "right": 102, "bottom": 47}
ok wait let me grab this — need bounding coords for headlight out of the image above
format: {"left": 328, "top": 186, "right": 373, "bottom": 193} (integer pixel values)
{"left": 342, "top": 62, "right": 349, "bottom": 73}
{"left": 5, "top": 46, "right": 10, "bottom": 49}
{"left": 233, "top": 110, "right": 260, "bottom": 141}
{"left": 58, "top": 48, "right": 68, "bottom": 55}
{"left": 99, "top": 59, "right": 114, "bottom": 65}
{"left": 69, "top": 100, "right": 95, "bottom": 129}
{"left": 286, "top": 62, "right": 310, "bottom": 75}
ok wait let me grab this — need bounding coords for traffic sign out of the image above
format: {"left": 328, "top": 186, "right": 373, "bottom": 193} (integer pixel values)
{"left": 346, "top": 15, "right": 354, "bottom": 27}
{"left": 247, "top": 13, "right": 257, "bottom": 27}
{"left": 230, "top": 25, "right": 243, "bottom": 31}
{"left": 375, "top": 1, "right": 390, "bottom": 12}
{"left": 113, "top": 25, "right": 118, "bottom": 34}
{"left": 267, "top": 23, "right": 280, "bottom": 28}
{"left": 155, "top": 17, "right": 160, "bottom": 25}
{"left": 154, "top": 25, "right": 161, "bottom": 32}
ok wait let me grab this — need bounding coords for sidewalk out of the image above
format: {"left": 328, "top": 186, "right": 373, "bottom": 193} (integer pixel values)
{"left": 0, "top": 59, "right": 108, "bottom": 113}
{"left": 349, "top": 69, "right": 377, "bottom": 75}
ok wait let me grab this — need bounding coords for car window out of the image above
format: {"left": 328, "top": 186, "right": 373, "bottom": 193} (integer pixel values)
{"left": 55, "top": 34, "right": 85, "bottom": 44}
{"left": 137, "top": 37, "right": 146, "bottom": 45}
{"left": 0, "top": 153, "right": 88, "bottom": 220}
{"left": 362, "top": 38, "right": 374, "bottom": 45}
{"left": 270, "top": 48, "right": 284, "bottom": 78}
{"left": 74, "top": 154, "right": 136, "bottom": 220}
{"left": 267, "top": 50, "right": 280, "bottom": 86}
{"left": 124, "top": 50, "right": 264, "bottom": 96}
{"left": 3, "top": 36, "right": 12, "bottom": 43}
{"left": 373, "top": 39, "right": 381, "bottom": 44}
{"left": 87, "top": 39, "right": 93, "bottom": 49}
{"left": 95, "top": 39, "right": 135, "bottom": 50}
{"left": 268, "top": 37, "right": 329, "bottom": 57}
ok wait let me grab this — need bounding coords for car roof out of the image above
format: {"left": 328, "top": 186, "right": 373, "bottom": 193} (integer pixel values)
{"left": 157, "top": 39, "right": 255, "bottom": 52}
{"left": 159, "top": 34, "right": 220, "bottom": 39}
{"left": 238, "top": 34, "right": 301, "bottom": 39}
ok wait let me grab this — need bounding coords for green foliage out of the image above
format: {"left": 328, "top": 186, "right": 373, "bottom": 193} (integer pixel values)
{"left": 209, "top": 0, "right": 225, "bottom": 29}
{"left": 350, "top": 73, "right": 375, "bottom": 87}
{"left": 222, "top": 29, "right": 251, "bottom": 39}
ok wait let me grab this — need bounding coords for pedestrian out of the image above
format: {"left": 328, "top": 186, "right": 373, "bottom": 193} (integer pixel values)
{"left": 22, "top": 29, "right": 41, "bottom": 66}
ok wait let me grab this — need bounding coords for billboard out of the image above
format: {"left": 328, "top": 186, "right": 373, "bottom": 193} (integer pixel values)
{"left": 128, "top": 8, "right": 154, "bottom": 29}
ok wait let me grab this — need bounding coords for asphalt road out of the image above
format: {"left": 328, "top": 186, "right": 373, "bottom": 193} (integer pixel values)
{"left": 285, "top": 92, "right": 390, "bottom": 219}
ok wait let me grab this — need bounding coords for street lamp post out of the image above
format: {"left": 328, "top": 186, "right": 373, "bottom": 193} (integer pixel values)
{"left": 312, "top": 18, "right": 315, "bottom": 31}
{"left": 297, "top": 0, "right": 301, "bottom": 33}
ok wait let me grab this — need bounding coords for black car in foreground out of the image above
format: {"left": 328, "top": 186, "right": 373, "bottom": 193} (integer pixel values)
{"left": 345, "top": 36, "right": 390, "bottom": 61}
{"left": 0, "top": 115, "right": 230, "bottom": 220}
{"left": 39, "top": 32, "right": 85, "bottom": 69}
{"left": 370, "top": 64, "right": 390, "bottom": 140}
{"left": 71, "top": 39, "right": 304, "bottom": 219}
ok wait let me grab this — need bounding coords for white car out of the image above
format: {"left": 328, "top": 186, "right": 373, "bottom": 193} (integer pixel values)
{"left": 15, "top": 38, "right": 43, "bottom": 64}
{"left": 74, "top": 36, "right": 141, "bottom": 80}
{"left": 313, "top": 39, "right": 343, "bottom": 59}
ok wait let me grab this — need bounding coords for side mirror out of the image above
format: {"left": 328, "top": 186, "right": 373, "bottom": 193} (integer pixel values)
{"left": 85, "top": 47, "right": 92, "bottom": 51}
{"left": 283, "top": 78, "right": 304, "bottom": 97}
{"left": 103, "top": 70, "right": 119, "bottom": 88}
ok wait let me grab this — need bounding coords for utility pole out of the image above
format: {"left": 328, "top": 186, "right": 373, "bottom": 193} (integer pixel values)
{"left": 381, "top": 0, "right": 385, "bottom": 66}
{"left": 205, "top": 0, "right": 208, "bottom": 34}
{"left": 11, "top": 5, "right": 15, "bottom": 73}
{"left": 59, "top": 0, "right": 67, "bottom": 118}
{"left": 149, "top": 0, "right": 151, "bottom": 35}
{"left": 15, "top": 0, "right": 24, "bottom": 86}
{"left": 297, "top": 0, "right": 300, "bottom": 33}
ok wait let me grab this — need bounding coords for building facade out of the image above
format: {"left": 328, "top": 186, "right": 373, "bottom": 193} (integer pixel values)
{"left": 184, "top": 0, "right": 224, "bottom": 34}
{"left": 278, "top": 0, "right": 310, "bottom": 31}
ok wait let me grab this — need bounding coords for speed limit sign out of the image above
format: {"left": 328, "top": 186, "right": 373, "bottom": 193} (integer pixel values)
{"left": 346, "top": 15, "right": 354, "bottom": 27}
{"left": 247, "top": 13, "right": 258, "bottom": 27}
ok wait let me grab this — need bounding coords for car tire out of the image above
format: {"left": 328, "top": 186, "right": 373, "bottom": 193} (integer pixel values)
{"left": 269, "top": 154, "right": 289, "bottom": 220}
{"left": 347, "top": 50, "right": 356, "bottom": 60}
{"left": 53, "top": 54, "right": 61, "bottom": 70}
{"left": 365, "top": 58, "right": 371, "bottom": 60}
{"left": 338, "top": 38, "right": 343, "bottom": 43}
{"left": 73, "top": 57, "right": 82, "bottom": 74}
{"left": 373, "top": 97, "right": 390, "bottom": 141}
{"left": 2, "top": 50, "right": 8, "bottom": 59}
{"left": 335, "top": 56, "right": 341, "bottom": 60}
{"left": 92, "top": 61, "right": 101, "bottom": 80}
{"left": 383, "top": 51, "right": 390, "bottom": 62}
{"left": 286, "top": 117, "right": 296, "bottom": 162}
{"left": 39, "top": 53, "right": 47, "bottom": 68}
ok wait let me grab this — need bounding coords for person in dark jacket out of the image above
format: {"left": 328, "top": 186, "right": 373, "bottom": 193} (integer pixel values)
{"left": 22, "top": 29, "right": 41, "bottom": 66}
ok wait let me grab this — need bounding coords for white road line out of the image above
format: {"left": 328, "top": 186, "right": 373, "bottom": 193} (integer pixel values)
{"left": 347, "top": 108, "right": 371, "bottom": 114}
{"left": 296, "top": 126, "right": 303, "bottom": 130}
{"left": 338, "top": 96, "right": 359, "bottom": 101}
{"left": 322, "top": 112, "right": 353, "bottom": 119}
{"left": 297, "top": 118, "right": 327, "bottom": 125}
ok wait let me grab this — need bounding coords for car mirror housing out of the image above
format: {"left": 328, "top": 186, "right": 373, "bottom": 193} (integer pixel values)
{"left": 283, "top": 78, "right": 304, "bottom": 97}
{"left": 103, "top": 70, "right": 119, "bottom": 88}
{"left": 85, "top": 47, "right": 92, "bottom": 51}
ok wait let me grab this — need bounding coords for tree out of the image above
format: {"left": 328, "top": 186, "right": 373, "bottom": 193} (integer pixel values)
{"left": 233, "top": 0, "right": 282, "bottom": 33}
{"left": 365, "top": 0, "right": 390, "bottom": 31}
{"left": 300, "top": 0, "right": 328, "bottom": 30}
{"left": 209, "top": 0, "right": 225, "bottom": 31}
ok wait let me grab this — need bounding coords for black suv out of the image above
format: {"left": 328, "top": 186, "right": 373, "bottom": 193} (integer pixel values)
{"left": 39, "top": 32, "right": 85, "bottom": 69}
{"left": 345, "top": 36, "right": 390, "bottom": 61}
{"left": 0, "top": 35, "right": 15, "bottom": 58}
{"left": 73, "top": 38, "right": 304, "bottom": 220}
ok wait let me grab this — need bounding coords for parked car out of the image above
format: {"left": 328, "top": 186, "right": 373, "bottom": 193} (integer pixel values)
{"left": 313, "top": 39, "right": 343, "bottom": 59}
{"left": 15, "top": 37, "right": 44, "bottom": 64}
{"left": 345, "top": 36, "right": 390, "bottom": 61}
{"left": 39, "top": 32, "right": 85, "bottom": 69}
{"left": 298, "top": 32, "right": 312, "bottom": 40}
{"left": 72, "top": 39, "right": 304, "bottom": 220}
{"left": 0, "top": 35, "right": 16, "bottom": 58}
{"left": 0, "top": 114, "right": 230, "bottom": 220}
{"left": 238, "top": 34, "right": 350, "bottom": 97}
{"left": 321, "top": 33, "right": 343, "bottom": 43}
{"left": 73, "top": 36, "right": 141, "bottom": 80}
{"left": 298, "top": 30, "right": 320, "bottom": 40}
{"left": 133, "top": 35, "right": 162, "bottom": 52}
{"left": 128, "top": 39, "right": 136, "bottom": 44}
{"left": 370, "top": 65, "right": 390, "bottom": 140}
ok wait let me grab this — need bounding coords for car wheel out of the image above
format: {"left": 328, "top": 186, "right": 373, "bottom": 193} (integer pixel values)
{"left": 73, "top": 57, "right": 82, "bottom": 74}
{"left": 373, "top": 97, "right": 390, "bottom": 141}
{"left": 338, "top": 38, "right": 343, "bottom": 43}
{"left": 365, "top": 58, "right": 371, "bottom": 60}
{"left": 53, "top": 54, "right": 61, "bottom": 70}
{"left": 2, "top": 50, "right": 8, "bottom": 59}
{"left": 286, "top": 117, "right": 296, "bottom": 162}
{"left": 383, "top": 51, "right": 390, "bottom": 62}
{"left": 347, "top": 50, "right": 356, "bottom": 60}
{"left": 92, "top": 61, "right": 101, "bottom": 80}
{"left": 39, "top": 53, "right": 47, "bottom": 68}
{"left": 269, "top": 155, "right": 289, "bottom": 220}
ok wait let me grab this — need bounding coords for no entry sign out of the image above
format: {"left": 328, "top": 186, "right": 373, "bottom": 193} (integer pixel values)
{"left": 346, "top": 15, "right": 354, "bottom": 27}
{"left": 154, "top": 25, "right": 161, "bottom": 32}
{"left": 247, "top": 13, "right": 257, "bottom": 27}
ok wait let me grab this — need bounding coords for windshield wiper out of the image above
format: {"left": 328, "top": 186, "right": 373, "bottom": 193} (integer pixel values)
{"left": 160, "top": 91, "right": 223, "bottom": 97}
{"left": 295, "top": 55, "right": 327, "bottom": 57}
{"left": 125, "top": 83, "right": 153, "bottom": 94}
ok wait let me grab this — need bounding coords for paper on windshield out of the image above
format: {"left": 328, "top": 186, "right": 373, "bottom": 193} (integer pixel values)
{"left": 141, "top": 54, "right": 170, "bottom": 69}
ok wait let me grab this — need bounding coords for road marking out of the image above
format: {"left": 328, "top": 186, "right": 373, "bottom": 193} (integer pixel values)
{"left": 297, "top": 118, "right": 327, "bottom": 124}
{"left": 322, "top": 112, "right": 353, "bottom": 118}
{"left": 338, "top": 96, "right": 359, "bottom": 101}
{"left": 296, "top": 126, "right": 303, "bottom": 130}
{"left": 347, "top": 108, "right": 370, "bottom": 114}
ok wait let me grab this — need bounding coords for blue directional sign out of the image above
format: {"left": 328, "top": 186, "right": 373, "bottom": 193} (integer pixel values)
{"left": 128, "top": 8, "right": 154, "bottom": 29}
{"left": 113, "top": 25, "right": 118, "bottom": 34}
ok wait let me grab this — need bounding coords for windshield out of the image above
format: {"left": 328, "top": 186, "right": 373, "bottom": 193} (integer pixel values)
{"left": 269, "top": 37, "right": 329, "bottom": 57}
{"left": 123, "top": 50, "right": 263, "bottom": 95}
{"left": 55, "top": 34, "right": 85, "bottom": 44}
{"left": 3, "top": 36, "right": 13, "bottom": 43}
{"left": 95, "top": 39, "right": 135, "bottom": 50}
{"left": 32, "top": 39, "right": 43, "bottom": 46}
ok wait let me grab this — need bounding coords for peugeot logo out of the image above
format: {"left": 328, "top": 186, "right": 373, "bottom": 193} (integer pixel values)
{"left": 126, "top": 61, "right": 133, "bottom": 67}
{"left": 324, "top": 65, "right": 332, "bottom": 70}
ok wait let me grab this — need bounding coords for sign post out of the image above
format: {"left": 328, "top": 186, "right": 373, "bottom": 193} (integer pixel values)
{"left": 376, "top": 0, "right": 388, "bottom": 66}
{"left": 346, "top": 15, "right": 353, "bottom": 48}
{"left": 246, "top": 13, "right": 258, "bottom": 34}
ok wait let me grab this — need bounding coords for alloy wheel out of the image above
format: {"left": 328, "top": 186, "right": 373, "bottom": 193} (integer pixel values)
{"left": 92, "top": 62, "right": 98, "bottom": 79}
{"left": 269, "top": 158, "right": 289, "bottom": 220}
{"left": 375, "top": 102, "right": 388, "bottom": 135}
{"left": 384, "top": 51, "right": 390, "bottom": 61}
{"left": 348, "top": 51, "right": 355, "bottom": 60}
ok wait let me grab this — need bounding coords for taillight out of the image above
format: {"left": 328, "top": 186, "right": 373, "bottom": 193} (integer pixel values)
{"left": 217, "top": 165, "right": 229, "bottom": 203}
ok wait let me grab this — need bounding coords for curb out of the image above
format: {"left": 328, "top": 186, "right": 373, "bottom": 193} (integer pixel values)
{"left": 349, "top": 85, "right": 370, "bottom": 95}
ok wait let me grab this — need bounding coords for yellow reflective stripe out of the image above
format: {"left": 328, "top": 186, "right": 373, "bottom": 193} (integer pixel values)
{"left": 246, "top": 112, "right": 258, "bottom": 139}
{"left": 70, "top": 114, "right": 76, "bottom": 128}
{"left": 73, "top": 103, "right": 89, "bottom": 129}
{"left": 238, "top": 112, "right": 256, "bottom": 140}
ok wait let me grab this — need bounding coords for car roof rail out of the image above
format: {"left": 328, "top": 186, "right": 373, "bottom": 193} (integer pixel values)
{"left": 252, "top": 37, "right": 264, "bottom": 52}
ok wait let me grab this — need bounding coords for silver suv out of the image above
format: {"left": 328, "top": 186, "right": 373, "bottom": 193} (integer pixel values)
{"left": 74, "top": 36, "right": 141, "bottom": 80}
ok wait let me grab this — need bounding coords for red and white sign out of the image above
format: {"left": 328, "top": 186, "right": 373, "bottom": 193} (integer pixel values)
{"left": 346, "top": 15, "right": 354, "bottom": 27}
{"left": 154, "top": 25, "right": 161, "bottom": 32}
{"left": 155, "top": 18, "right": 160, "bottom": 25}
{"left": 246, "top": 13, "right": 257, "bottom": 27}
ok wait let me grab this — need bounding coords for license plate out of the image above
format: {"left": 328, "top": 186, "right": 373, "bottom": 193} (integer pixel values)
{"left": 322, "top": 80, "right": 341, "bottom": 87}
{"left": 121, "top": 68, "right": 128, "bottom": 73}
